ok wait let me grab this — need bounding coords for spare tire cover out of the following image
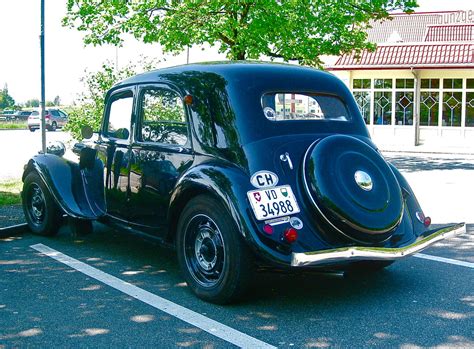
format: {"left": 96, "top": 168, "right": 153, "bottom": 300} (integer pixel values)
{"left": 303, "top": 135, "right": 403, "bottom": 243}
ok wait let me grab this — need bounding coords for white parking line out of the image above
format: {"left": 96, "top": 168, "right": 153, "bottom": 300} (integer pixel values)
{"left": 414, "top": 253, "right": 474, "bottom": 269}
{"left": 30, "top": 243, "right": 276, "bottom": 349}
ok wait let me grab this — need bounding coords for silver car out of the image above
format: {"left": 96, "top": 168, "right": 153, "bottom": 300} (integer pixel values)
{"left": 28, "top": 109, "right": 68, "bottom": 132}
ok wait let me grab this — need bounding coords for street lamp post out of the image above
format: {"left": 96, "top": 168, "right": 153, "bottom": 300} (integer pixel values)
{"left": 40, "top": 0, "right": 46, "bottom": 154}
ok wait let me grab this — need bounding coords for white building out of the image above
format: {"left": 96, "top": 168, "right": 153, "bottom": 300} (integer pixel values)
{"left": 328, "top": 10, "right": 474, "bottom": 147}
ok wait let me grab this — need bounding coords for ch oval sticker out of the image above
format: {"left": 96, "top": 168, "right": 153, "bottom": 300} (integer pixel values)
{"left": 250, "top": 171, "right": 279, "bottom": 188}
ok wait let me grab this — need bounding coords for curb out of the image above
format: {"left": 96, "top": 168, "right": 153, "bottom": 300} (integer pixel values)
{"left": 0, "top": 223, "right": 30, "bottom": 238}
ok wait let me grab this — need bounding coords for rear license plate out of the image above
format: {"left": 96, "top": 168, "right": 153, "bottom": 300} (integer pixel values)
{"left": 247, "top": 185, "right": 300, "bottom": 221}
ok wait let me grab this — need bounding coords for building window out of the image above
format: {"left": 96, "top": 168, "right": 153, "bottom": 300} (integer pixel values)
{"left": 353, "top": 79, "right": 371, "bottom": 89}
{"left": 466, "top": 91, "right": 474, "bottom": 127}
{"left": 374, "top": 79, "right": 392, "bottom": 89}
{"left": 420, "top": 79, "right": 440, "bottom": 127}
{"left": 396, "top": 79, "right": 414, "bottom": 89}
{"left": 420, "top": 91, "right": 439, "bottom": 126}
{"left": 353, "top": 92, "right": 371, "bottom": 124}
{"left": 353, "top": 79, "right": 371, "bottom": 125}
{"left": 421, "top": 79, "right": 440, "bottom": 89}
{"left": 443, "top": 78, "right": 463, "bottom": 89}
{"left": 374, "top": 91, "right": 392, "bottom": 125}
{"left": 395, "top": 91, "right": 414, "bottom": 125}
{"left": 442, "top": 92, "right": 462, "bottom": 127}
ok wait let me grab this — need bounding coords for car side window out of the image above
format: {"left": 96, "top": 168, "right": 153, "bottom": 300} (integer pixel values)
{"left": 139, "top": 88, "right": 188, "bottom": 146}
{"left": 106, "top": 90, "right": 134, "bottom": 140}
{"left": 58, "top": 110, "right": 67, "bottom": 118}
{"left": 51, "top": 110, "right": 60, "bottom": 117}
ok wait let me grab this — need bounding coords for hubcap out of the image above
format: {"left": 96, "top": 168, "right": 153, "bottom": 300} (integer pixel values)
{"left": 184, "top": 214, "right": 225, "bottom": 287}
{"left": 354, "top": 170, "right": 373, "bottom": 191}
{"left": 28, "top": 184, "right": 46, "bottom": 224}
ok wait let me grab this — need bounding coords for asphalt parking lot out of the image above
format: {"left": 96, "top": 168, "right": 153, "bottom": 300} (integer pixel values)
{"left": 1, "top": 224, "right": 473, "bottom": 348}
{"left": 1, "top": 131, "right": 473, "bottom": 348}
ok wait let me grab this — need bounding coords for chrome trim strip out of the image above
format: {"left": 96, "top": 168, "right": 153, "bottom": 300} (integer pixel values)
{"left": 291, "top": 223, "right": 466, "bottom": 267}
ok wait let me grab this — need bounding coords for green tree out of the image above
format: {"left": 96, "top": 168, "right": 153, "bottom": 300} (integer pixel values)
{"left": 0, "top": 84, "right": 15, "bottom": 109}
{"left": 25, "top": 99, "right": 40, "bottom": 108}
{"left": 64, "top": 57, "right": 159, "bottom": 140}
{"left": 64, "top": 0, "right": 417, "bottom": 66}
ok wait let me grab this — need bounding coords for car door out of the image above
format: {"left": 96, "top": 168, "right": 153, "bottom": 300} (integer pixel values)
{"left": 96, "top": 88, "right": 135, "bottom": 222}
{"left": 128, "top": 84, "right": 194, "bottom": 235}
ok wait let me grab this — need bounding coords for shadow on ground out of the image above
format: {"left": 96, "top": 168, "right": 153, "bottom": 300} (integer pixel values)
{"left": 385, "top": 154, "right": 474, "bottom": 172}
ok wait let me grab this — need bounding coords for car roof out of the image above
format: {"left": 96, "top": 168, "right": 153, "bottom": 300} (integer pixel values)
{"left": 116, "top": 61, "right": 336, "bottom": 88}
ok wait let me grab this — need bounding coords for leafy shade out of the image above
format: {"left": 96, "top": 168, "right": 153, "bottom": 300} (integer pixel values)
{"left": 64, "top": 0, "right": 417, "bottom": 67}
{"left": 64, "top": 58, "right": 158, "bottom": 140}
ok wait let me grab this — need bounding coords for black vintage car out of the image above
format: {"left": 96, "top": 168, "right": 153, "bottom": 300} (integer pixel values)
{"left": 22, "top": 62, "right": 465, "bottom": 303}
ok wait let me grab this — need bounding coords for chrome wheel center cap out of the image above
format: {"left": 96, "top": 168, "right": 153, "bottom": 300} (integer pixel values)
{"left": 354, "top": 170, "right": 373, "bottom": 191}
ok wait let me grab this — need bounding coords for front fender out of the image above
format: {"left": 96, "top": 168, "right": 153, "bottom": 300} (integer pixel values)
{"left": 168, "top": 162, "right": 291, "bottom": 266}
{"left": 23, "top": 154, "right": 105, "bottom": 219}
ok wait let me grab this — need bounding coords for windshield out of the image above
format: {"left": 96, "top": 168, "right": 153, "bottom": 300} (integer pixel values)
{"left": 261, "top": 93, "right": 350, "bottom": 122}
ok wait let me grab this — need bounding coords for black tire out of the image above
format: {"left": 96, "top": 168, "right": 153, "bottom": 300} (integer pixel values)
{"left": 51, "top": 122, "right": 57, "bottom": 131}
{"left": 29, "top": 128, "right": 35, "bottom": 132}
{"left": 177, "top": 195, "right": 254, "bottom": 304}
{"left": 69, "top": 218, "right": 93, "bottom": 237}
{"left": 22, "top": 171, "right": 63, "bottom": 236}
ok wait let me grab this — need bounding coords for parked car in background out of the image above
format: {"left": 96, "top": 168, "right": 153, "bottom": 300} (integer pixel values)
{"left": 0, "top": 110, "right": 16, "bottom": 121}
{"left": 14, "top": 110, "right": 32, "bottom": 121}
{"left": 28, "top": 109, "right": 68, "bottom": 131}
{"left": 21, "top": 62, "right": 465, "bottom": 304}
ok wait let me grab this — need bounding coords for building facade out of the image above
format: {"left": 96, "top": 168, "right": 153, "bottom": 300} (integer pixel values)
{"left": 328, "top": 10, "right": 474, "bottom": 147}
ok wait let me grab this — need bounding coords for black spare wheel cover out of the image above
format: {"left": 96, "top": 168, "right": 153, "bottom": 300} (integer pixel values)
{"left": 304, "top": 135, "right": 403, "bottom": 243}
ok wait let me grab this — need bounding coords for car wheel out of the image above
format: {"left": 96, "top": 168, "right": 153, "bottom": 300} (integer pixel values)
{"left": 69, "top": 218, "right": 93, "bottom": 237}
{"left": 50, "top": 122, "right": 57, "bottom": 131}
{"left": 22, "top": 172, "right": 63, "bottom": 236}
{"left": 29, "top": 127, "right": 35, "bottom": 132}
{"left": 177, "top": 195, "right": 254, "bottom": 304}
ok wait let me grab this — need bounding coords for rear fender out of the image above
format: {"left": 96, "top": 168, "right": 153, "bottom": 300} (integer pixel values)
{"left": 167, "top": 163, "right": 291, "bottom": 265}
{"left": 167, "top": 163, "right": 251, "bottom": 242}
{"left": 23, "top": 153, "right": 105, "bottom": 219}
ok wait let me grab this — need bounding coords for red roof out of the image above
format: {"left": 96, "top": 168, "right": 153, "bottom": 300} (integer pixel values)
{"left": 329, "top": 43, "right": 474, "bottom": 70}
{"left": 328, "top": 11, "right": 474, "bottom": 70}
{"left": 425, "top": 24, "right": 474, "bottom": 42}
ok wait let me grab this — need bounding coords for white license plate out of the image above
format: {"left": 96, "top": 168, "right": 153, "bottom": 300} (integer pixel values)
{"left": 247, "top": 185, "right": 300, "bottom": 221}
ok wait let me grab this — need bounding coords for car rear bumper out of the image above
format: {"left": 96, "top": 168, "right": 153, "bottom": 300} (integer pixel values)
{"left": 291, "top": 223, "right": 466, "bottom": 267}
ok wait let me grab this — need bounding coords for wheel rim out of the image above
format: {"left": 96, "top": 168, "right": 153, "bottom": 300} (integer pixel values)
{"left": 52, "top": 122, "right": 57, "bottom": 130}
{"left": 184, "top": 214, "right": 225, "bottom": 288}
{"left": 27, "top": 183, "right": 46, "bottom": 225}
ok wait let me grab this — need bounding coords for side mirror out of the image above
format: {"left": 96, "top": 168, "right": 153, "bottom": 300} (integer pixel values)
{"left": 81, "top": 125, "right": 94, "bottom": 140}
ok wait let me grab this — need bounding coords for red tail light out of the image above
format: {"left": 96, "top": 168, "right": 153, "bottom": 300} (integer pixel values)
{"left": 424, "top": 216, "right": 431, "bottom": 227}
{"left": 283, "top": 227, "right": 298, "bottom": 243}
{"left": 45, "top": 114, "right": 51, "bottom": 120}
{"left": 263, "top": 224, "right": 274, "bottom": 235}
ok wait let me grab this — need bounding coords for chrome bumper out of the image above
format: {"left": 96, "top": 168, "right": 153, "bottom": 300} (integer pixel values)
{"left": 291, "top": 223, "right": 466, "bottom": 267}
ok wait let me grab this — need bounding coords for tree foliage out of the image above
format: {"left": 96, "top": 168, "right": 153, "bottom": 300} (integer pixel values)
{"left": 0, "top": 84, "right": 15, "bottom": 110}
{"left": 64, "top": 58, "right": 158, "bottom": 140}
{"left": 64, "top": 0, "right": 417, "bottom": 66}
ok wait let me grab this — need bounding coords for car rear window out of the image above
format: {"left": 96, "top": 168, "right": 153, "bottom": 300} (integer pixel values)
{"left": 261, "top": 93, "right": 350, "bottom": 122}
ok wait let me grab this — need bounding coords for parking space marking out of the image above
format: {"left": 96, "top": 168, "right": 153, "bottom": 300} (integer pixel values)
{"left": 414, "top": 253, "right": 474, "bottom": 269}
{"left": 30, "top": 243, "right": 276, "bottom": 349}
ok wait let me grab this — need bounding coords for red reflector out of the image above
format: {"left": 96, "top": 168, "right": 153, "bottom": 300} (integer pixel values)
{"left": 424, "top": 216, "right": 431, "bottom": 227}
{"left": 263, "top": 224, "right": 274, "bottom": 235}
{"left": 283, "top": 227, "right": 298, "bottom": 243}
